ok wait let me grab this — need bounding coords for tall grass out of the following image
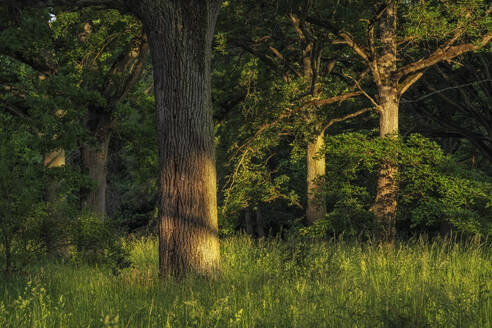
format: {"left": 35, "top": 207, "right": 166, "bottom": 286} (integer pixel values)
{"left": 0, "top": 235, "right": 491, "bottom": 327}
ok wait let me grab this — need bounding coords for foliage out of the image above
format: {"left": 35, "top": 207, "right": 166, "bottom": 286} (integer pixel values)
{"left": 70, "top": 212, "right": 130, "bottom": 271}
{"left": 301, "top": 133, "right": 492, "bottom": 238}
{"left": 0, "top": 113, "right": 46, "bottom": 271}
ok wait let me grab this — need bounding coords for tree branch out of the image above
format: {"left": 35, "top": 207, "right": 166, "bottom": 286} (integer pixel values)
{"left": 0, "top": 0, "right": 121, "bottom": 8}
{"left": 321, "top": 107, "right": 373, "bottom": 134}
{"left": 400, "top": 79, "right": 492, "bottom": 104}
{"left": 398, "top": 72, "right": 423, "bottom": 96}
{"left": 332, "top": 32, "right": 371, "bottom": 64}
{"left": 395, "top": 33, "right": 492, "bottom": 79}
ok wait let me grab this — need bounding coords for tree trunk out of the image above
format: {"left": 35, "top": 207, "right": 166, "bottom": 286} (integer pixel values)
{"left": 371, "top": 2, "right": 399, "bottom": 242}
{"left": 371, "top": 89, "right": 399, "bottom": 241}
{"left": 129, "top": 0, "right": 221, "bottom": 277}
{"left": 244, "top": 207, "right": 254, "bottom": 236}
{"left": 256, "top": 206, "right": 265, "bottom": 238}
{"left": 43, "top": 149, "right": 65, "bottom": 202}
{"left": 81, "top": 132, "right": 110, "bottom": 219}
{"left": 306, "top": 133, "right": 326, "bottom": 224}
{"left": 42, "top": 149, "right": 66, "bottom": 253}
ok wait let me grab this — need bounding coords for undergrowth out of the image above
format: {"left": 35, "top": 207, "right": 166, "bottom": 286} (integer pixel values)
{"left": 0, "top": 235, "right": 490, "bottom": 327}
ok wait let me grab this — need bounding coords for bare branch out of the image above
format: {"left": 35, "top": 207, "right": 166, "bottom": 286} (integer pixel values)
{"left": 400, "top": 79, "right": 492, "bottom": 104}
{"left": 333, "top": 33, "right": 371, "bottom": 64}
{"left": 343, "top": 73, "right": 381, "bottom": 111}
{"left": 398, "top": 72, "right": 423, "bottom": 96}
{"left": 396, "top": 33, "right": 492, "bottom": 79}
{"left": 301, "top": 91, "right": 362, "bottom": 108}
{"left": 321, "top": 107, "right": 373, "bottom": 134}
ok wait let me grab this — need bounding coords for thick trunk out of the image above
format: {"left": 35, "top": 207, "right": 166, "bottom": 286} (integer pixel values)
{"left": 371, "top": 89, "right": 399, "bottom": 241}
{"left": 81, "top": 133, "right": 110, "bottom": 219}
{"left": 306, "top": 133, "right": 326, "bottom": 224}
{"left": 130, "top": 1, "right": 221, "bottom": 277}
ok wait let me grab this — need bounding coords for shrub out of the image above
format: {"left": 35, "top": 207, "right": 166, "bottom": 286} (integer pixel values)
{"left": 303, "top": 133, "right": 492, "bottom": 238}
{"left": 70, "top": 212, "right": 130, "bottom": 272}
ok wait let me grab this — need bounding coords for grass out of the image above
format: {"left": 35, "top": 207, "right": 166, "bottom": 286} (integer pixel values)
{"left": 0, "top": 235, "right": 491, "bottom": 327}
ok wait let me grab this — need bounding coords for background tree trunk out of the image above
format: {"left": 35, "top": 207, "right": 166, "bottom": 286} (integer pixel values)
{"left": 306, "top": 133, "right": 326, "bottom": 224}
{"left": 256, "top": 206, "right": 265, "bottom": 238}
{"left": 43, "top": 149, "right": 65, "bottom": 202}
{"left": 129, "top": 0, "right": 222, "bottom": 277}
{"left": 81, "top": 132, "right": 111, "bottom": 219}
{"left": 244, "top": 207, "right": 254, "bottom": 236}
{"left": 42, "top": 149, "right": 66, "bottom": 253}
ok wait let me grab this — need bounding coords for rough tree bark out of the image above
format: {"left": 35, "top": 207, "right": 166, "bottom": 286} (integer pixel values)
{"left": 80, "top": 108, "right": 111, "bottom": 218}
{"left": 370, "top": 2, "right": 399, "bottom": 242}
{"left": 306, "top": 133, "right": 326, "bottom": 225}
{"left": 128, "top": 0, "right": 222, "bottom": 276}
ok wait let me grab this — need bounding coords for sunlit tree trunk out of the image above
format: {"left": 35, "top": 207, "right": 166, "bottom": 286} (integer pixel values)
{"left": 306, "top": 133, "right": 326, "bottom": 224}
{"left": 371, "top": 2, "right": 399, "bottom": 242}
{"left": 129, "top": 0, "right": 222, "bottom": 277}
{"left": 371, "top": 89, "right": 398, "bottom": 241}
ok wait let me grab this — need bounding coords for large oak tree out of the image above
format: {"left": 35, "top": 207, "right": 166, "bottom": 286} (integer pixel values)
{"left": 1, "top": 0, "right": 222, "bottom": 276}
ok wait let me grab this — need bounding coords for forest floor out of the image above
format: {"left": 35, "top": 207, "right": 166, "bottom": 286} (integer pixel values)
{"left": 0, "top": 235, "right": 491, "bottom": 328}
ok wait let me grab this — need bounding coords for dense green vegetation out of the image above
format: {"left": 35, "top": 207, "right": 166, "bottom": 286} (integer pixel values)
{"left": 0, "top": 0, "right": 491, "bottom": 326}
{"left": 1, "top": 236, "right": 491, "bottom": 328}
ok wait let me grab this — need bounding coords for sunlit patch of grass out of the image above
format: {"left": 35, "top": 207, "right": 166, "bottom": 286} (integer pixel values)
{"left": 0, "top": 234, "right": 491, "bottom": 327}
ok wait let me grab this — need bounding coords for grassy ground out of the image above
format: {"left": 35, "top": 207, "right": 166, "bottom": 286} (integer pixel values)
{"left": 0, "top": 235, "right": 491, "bottom": 328}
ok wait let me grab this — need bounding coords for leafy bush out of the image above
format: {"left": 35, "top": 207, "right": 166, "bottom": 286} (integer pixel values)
{"left": 0, "top": 114, "right": 45, "bottom": 271}
{"left": 302, "top": 133, "right": 492, "bottom": 238}
{"left": 70, "top": 212, "right": 131, "bottom": 272}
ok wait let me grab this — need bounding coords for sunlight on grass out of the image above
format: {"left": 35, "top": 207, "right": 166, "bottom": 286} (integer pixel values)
{"left": 1, "top": 235, "right": 491, "bottom": 327}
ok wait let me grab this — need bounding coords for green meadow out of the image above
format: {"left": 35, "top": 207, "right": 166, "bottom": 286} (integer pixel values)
{"left": 1, "top": 235, "right": 491, "bottom": 328}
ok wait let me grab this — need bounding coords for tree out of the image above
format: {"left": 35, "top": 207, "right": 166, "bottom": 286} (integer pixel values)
{"left": 0, "top": 0, "right": 222, "bottom": 276}
{"left": 0, "top": 7, "right": 149, "bottom": 219}
{"left": 218, "top": 0, "right": 370, "bottom": 225}
{"left": 307, "top": 0, "right": 491, "bottom": 241}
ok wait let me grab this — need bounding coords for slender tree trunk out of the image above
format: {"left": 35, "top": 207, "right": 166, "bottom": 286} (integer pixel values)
{"left": 81, "top": 132, "right": 111, "bottom": 219}
{"left": 256, "top": 206, "right": 265, "bottom": 238}
{"left": 371, "top": 2, "right": 399, "bottom": 242}
{"left": 306, "top": 133, "right": 326, "bottom": 224}
{"left": 244, "top": 207, "right": 254, "bottom": 236}
{"left": 42, "top": 149, "right": 66, "bottom": 253}
{"left": 371, "top": 88, "right": 399, "bottom": 241}
{"left": 43, "top": 149, "right": 65, "bottom": 202}
{"left": 129, "top": 0, "right": 221, "bottom": 277}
